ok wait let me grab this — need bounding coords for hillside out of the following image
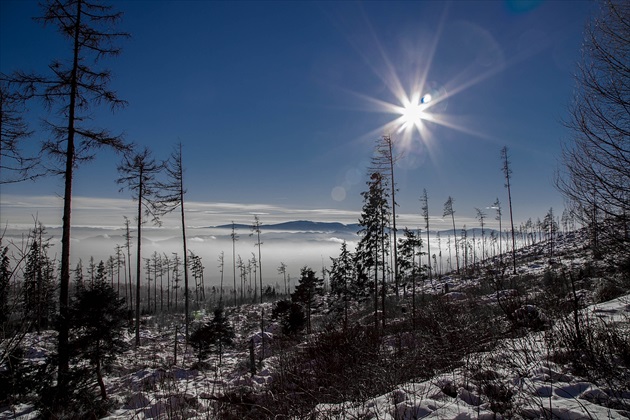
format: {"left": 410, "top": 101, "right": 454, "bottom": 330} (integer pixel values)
{"left": 1, "top": 228, "right": 629, "bottom": 419}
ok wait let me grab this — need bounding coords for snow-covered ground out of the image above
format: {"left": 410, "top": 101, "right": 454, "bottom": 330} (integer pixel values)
{"left": 2, "top": 230, "right": 629, "bottom": 419}
{"left": 311, "top": 294, "right": 630, "bottom": 419}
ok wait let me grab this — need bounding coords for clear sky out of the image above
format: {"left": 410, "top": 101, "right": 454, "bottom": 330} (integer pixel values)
{"left": 1, "top": 0, "right": 596, "bottom": 230}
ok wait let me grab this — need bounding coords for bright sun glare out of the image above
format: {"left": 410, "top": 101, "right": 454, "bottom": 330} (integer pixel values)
{"left": 400, "top": 93, "right": 432, "bottom": 131}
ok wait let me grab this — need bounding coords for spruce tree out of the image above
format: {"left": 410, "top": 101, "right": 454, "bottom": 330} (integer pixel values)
{"left": 68, "top": 278, "right": 127, "bottom": 401}
{"left": 189, "top": 308, "right": 235, "bottom": 365}
{"left": 291, "top": 266, "right": 323, "bottom": 334}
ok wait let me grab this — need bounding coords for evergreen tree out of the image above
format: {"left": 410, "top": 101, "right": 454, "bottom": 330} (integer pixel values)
{"left": 0, "top": 245, "right": 11, "bottom": 325}
{"left": 271, "top": 300, "right": 306, "bottom": 336}
{"left": 356, "top": 172, "right": 390, "bottom": 330}
{"left": 73, "top": 259, "right": 84, "bottom": 290}
{"left": 189, "top": 308, "right": 235, "bottom": 365}
{"left": 398, "top": 228, "right": 423, "bottom": 323}
{"left": 23, "top": 238, "right": 56, "bottom": 333}
{"left": 68, "top": 278, "right": 127, "bottom": 401}
{"left": 329, "top": 241, "right": 354, "bottom": 328}
{"left": 291, "top": 267, "right": 323, "bottom": 334}
{"left": 370, "top": 135, "right": 401, "bottom": 297}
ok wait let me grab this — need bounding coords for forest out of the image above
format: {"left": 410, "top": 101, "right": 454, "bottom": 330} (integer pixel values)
{"left": 1, "top": 0, "right": 629, "bottom": 418}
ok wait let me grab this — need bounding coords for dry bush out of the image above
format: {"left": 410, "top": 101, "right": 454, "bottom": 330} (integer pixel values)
{"left": 216, "top": 293, "right": 506, "bottom": 419}
{"left": 547, "top": 311, "right": 630, "bottom": 411}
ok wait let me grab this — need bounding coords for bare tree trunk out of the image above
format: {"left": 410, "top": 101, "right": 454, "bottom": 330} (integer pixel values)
{"left": 135, "top": 172, "right": 143, "bottom": 347}
{"left": 502, "top": 146, "right": 517, "bottom": 274}
{"left": 57, "top": 0, "right": 83, "bottom": 401}
{"left": 96, "top": 342, "right": 106, "bottom": 399}
{"left": 179, "top": 151, "right": 190, "bottom": 341}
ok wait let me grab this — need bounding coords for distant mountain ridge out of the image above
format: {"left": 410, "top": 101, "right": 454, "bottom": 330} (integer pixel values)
{"left": 213, "top": 220, "right": 500, "bottom": 237}
{"left": 214, "top": 220, "right": 361, "bottom": 233}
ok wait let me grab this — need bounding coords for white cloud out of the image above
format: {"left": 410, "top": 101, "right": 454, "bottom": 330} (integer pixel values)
{"left": 0, "top": 194, "right": 498, "bottom": 232}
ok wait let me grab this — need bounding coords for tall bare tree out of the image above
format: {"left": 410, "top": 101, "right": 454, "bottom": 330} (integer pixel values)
{"left": 475, "top": 207, "right": 487, "bottom": 263}
{"left": 420, "top": 188, "right": 432, "bottom": 283}
{"left": 251, "top": 215, "right": 263, "bottom": 304}
{"left": 123, "top": 216, "right": 133, "bottom": 310}
{"left": 7, "top": 1, "right": 130, "bottom": 404}
{"left": 557, "top": 0, "right": 629, "bottom": 256}
{"left": 278, "top": 262, "right": 287, "bottom": 296}
{"left": 492, "top": 198, "right": 503, "bottom": 264}
{"left": 250, "top": 215, "right": 265, "bottom": 363}
{"left": 218, "top": 252, "right": 225, "bottom": 307}
{"left": 501, "top": 146, "right": 517, "bottom": 274}
{"left": 231, "top": 222, "right": 238, "bottom": 306}
{"left": 443, "top": 196, "right": 460, "bottom": 275}
{"left": 156, "top": 142, "right": 192, "bottom": 339}
{"left": 370, "top": 135, "right": 401, "bottom": 297}
{"left": 117, "top": 147, "right": 163, "bottom": 347}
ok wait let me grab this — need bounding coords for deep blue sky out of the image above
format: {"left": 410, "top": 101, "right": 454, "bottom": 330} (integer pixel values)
{"left": 1, "top": 0, "right": 596, "bottom": 229}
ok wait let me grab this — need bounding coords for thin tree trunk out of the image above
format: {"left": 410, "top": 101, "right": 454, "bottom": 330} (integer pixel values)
{"left": 96, "top": 342, "right": 107, "bottom": 399}
{"left": 386, "top": 138, "right": 399, "bottom": 299}
{"left": 451, "top": 214, "right": 460, "bottom": 275}
{"left": 58, "top": 0, "right": 83, "bottom": 403}
{"left": 180, "top": 148, "right": 190, "bottom": 340}
{"left": 135, "top": 173, "right": 143, "bottom": 347}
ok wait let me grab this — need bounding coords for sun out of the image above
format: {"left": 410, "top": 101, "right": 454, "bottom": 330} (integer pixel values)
{"left": 399, "top": 93, "right": 433, "bottom": 131}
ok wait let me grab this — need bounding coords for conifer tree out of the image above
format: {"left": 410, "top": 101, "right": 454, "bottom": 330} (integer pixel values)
{"left": 329, "top": 241, "right": 354, "bottom": 328}
{"left": 370, "top": 135, "right": 401, "bottom": 297}
{"left": 356, "top": 172, "right": 389, "bottom": 330}
{"left": 0, "top": 245, "right": 10, "bottom": 326}
{"left": 22, "top": 225, "right": 56, "bottom": 333}
{"left": 9, "top": 2, "right": 130, "bottom": 400}
{"left": 68, "top": 277, "right": 127, "bottom": 401}
{"left": 291, "top": 267, "right": 323, "bottom": 334}
{"left": 398, "top": 227, "right": 423, "bottom": 324}
{"left": 189, "top": 308, "right": 234, "bottom": 365}
{"left": 117, "top": 147, "right": 163, "bottom": 346}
